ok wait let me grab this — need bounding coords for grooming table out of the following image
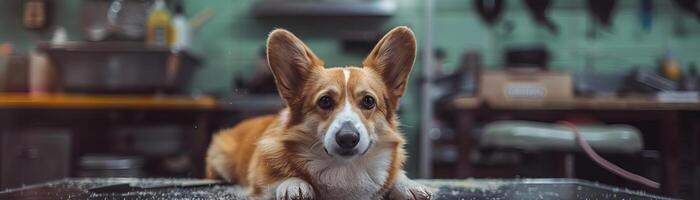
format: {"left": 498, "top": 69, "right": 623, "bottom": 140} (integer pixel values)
{"left": 0, "top": 178, "right": 674, "bottom": 199}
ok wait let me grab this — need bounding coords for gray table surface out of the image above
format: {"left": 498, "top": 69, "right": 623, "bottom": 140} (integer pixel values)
{"left": 0, "top": 178, "right": 674, "bottom": 200}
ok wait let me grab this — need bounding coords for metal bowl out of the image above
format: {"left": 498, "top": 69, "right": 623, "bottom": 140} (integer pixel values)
{"left": 40, "top": 42, "right": 201, "bottom": 94}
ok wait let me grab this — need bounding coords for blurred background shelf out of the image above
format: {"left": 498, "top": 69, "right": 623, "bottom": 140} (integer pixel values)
{"left": 252, "top": 0, "right": 396, "bottom": 18}
{"left": 451, "top": 96, "right": 700, "bottom": 110}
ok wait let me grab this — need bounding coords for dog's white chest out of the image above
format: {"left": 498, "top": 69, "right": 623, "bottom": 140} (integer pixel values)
{"left": 306, "top": 150, "right": 393, "bottom": 200}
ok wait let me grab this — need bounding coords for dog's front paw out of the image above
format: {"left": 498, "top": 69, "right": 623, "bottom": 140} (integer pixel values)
{"left": 387, "top": 178, "right": 432, "bottom": 200}
{"left": 275, "top": 178, "right": 314, "bottom": 200}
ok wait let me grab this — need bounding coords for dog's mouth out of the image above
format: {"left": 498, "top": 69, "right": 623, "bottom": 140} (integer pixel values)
{"left": 324, "top": 140, "right": 373, "bottom": 158}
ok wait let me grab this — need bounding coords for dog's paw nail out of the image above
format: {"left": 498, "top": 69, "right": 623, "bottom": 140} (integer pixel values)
{"left": 389, "top": 181, "right": 433, "bottom": 200}
{"left": 276, "top": 178, "right": 314, "bottom": 200}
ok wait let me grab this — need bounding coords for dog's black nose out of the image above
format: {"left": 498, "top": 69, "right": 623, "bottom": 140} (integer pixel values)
{"left": 336, "top": 122, "right": 360, "bottom": 149}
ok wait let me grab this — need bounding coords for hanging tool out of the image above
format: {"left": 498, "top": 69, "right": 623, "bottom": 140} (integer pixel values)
{"left": 190, "top": 7, "right": 215, "bottom": 33}
{"left": 673, "top": 0, "right": 700, "bottom": 22}
{"left": 586, "top": 0, "right": 617, "bottom": 39}
{"left": 474, "top": 0, "right": 505, "bottom": 26}
{"left": 640, "top": 0, "right": 653, "bottom": 33}
{"left": 586, "top": 0, "right": 617, "bottom": 29}
{"left": 523, "top": 0, "right": 558, "bottom": 35}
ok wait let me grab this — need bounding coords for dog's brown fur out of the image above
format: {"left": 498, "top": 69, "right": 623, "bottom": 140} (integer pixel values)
{"left": 205, "top": 26, "right": 429, "bottom": 200}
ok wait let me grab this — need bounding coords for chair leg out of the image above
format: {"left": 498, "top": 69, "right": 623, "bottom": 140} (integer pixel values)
{"left": 564, "top": 153, "right": 575, "bottom": 178}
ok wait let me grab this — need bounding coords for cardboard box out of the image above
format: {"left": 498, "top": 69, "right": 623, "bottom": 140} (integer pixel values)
{"left": 479, "top": 70, "right": 573, "bottom": 102}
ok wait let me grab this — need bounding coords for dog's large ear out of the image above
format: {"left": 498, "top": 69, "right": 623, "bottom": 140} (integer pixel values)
{"left": 363, "top": 26, "right": 416, "bottom": 98}
{"left": 267, "top": 29, "right": 324, "bottom": 105}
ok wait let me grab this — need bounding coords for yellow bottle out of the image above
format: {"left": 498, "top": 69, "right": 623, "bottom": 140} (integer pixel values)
{"left": 662, "top": 50, "right": 681, "bottom": 81}
{"left": 146, "top": 0, "right": 174, "bottom": 47}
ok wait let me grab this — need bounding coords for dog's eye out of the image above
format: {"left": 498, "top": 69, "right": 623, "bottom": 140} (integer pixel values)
{"left": 361, "top": 95, "right": 375, "bottom": 110}
{"left": 318, "top": 95, "right": 334, "bottom": 110}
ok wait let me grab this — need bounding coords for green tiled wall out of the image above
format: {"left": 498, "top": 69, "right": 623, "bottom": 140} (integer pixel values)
{"left": 433, "top": 0, "right": 700, "bottom": 73}
{"left": 1, "top": 0, "right": 699, "bottom": 177}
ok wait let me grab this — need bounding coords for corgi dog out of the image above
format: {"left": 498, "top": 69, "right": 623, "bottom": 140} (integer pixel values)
{"left": 205, "top": 26, "right": 431, "bottom": 200}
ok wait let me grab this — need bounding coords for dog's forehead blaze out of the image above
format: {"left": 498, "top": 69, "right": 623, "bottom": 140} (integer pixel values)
{"left": 310, "top": 69, "right": 345, "bottom": 100}
{"left": 347, "top": 68, "right": 386, "bottom": 97}
{"left": 304, "top": 67, "right": 393, "bottom": 124}
{"left": 316, "top": 67, "right": 387, "bottom": 106}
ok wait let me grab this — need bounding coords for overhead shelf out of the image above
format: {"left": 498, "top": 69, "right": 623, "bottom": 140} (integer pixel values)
{"left": 252, "top": 0, "right": 396, "bottom": 18}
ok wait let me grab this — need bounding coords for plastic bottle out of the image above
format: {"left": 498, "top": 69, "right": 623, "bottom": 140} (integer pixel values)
{"left": 171, "top": 0, "right": 190, "bottom": 51}
{"left": 146, "top": 0, "right": 174, "bottom": 47}
{"left": 662, "top": 49, "right": 681, "bottom": 81}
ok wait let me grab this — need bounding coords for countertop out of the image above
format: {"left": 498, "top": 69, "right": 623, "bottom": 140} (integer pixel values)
{"left": 450, "top": 96, "right": 700, "bottom": 110}
{"left": 0, "top": 94, "right": 217, "bottom": 110}
{"left": 0, "top": 178, "right": 674, "bottom": 200}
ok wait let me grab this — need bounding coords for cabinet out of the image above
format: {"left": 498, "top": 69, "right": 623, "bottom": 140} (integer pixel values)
{"left": 1, "top": 129, "right": 71, "bottom": 188}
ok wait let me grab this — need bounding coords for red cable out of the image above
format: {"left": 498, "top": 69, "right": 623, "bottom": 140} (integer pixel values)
{"left": 558, "top": 121, "right": 661, "bottom": 189}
